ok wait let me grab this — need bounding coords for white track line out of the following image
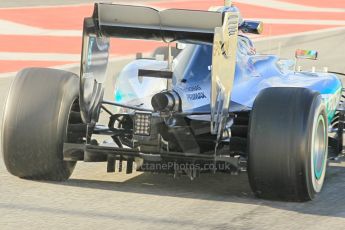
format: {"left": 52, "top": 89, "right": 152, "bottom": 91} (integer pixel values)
{"left": 0, "top": 52, "right": 81, "bottom": 61}
{"left": 0, "top": 20, "right": 81, "bottom": 37}
{"left": 234, "top": 0, "right": 345, "bottom": 12}
{"left": 0, "top": 55, "right": 135, "bottom": 79}
{"left": 1, "top": 27, "right": 345, "bottom": 79}
{"left": 0, "top": 1, "right": 162, "bottom": 10}
{"left": 2, "top": 0, "right": 344, "bottom": 12}
{"left": 249, "top": 19, "right": 345, "bottom": 26}
{"left": 162, "top": 0, "right": 345, "bottom": 12}
{"left": 255, "top": 26, "right": 345, "bottom": 41}
{"left": 0, "top": 2, "right": 91, "bottom": 9}
{"left": 0, "top": 18, "right": 344, "bottom": 37}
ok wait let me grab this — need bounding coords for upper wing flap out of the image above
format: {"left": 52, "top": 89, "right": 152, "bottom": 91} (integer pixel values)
{"left": 94, "top": 3, "right": 222, "bottom": 43}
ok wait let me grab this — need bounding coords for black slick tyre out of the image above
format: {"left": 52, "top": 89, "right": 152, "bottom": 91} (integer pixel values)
{"left": 248, "top": 87, "right": 328, "bottom": 201}
{"left": 2, "top": 68, "right": 82, "bottom": 181}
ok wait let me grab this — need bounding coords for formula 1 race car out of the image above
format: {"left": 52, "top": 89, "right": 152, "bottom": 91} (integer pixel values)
{"left": 2, "top": 1, "right": 345, "bottom": 201}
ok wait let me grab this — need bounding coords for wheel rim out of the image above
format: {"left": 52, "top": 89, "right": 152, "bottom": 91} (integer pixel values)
{"left": 311, "top": 114, "right": 327, "bottom": 192}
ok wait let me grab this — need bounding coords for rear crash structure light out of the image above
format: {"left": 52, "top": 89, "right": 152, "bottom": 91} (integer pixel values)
{"left": 133, "top": 112, "right": 152, "bottom": 136}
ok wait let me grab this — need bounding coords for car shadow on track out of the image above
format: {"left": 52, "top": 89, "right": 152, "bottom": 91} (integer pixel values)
{"left": 49, "top": 163, "right": 345, "bottom": 218}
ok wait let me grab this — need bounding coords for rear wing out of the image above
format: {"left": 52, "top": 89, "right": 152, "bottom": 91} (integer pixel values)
{"left": 92, "top": 3, "right": 223, "bottom": 43}
{"left": 80, "top": 3, "right": 239, "bottom": 142}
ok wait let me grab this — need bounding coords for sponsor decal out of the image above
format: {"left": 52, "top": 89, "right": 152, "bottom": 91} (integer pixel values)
{"left": 187, "top": 92, "right": 207, "bottom": 101}
{"left": 185, "top": 85, "right": 202, "bottom": 92}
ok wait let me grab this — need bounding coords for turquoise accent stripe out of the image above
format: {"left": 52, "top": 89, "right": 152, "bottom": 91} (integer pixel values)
{"left": 322, "top": 87, "right": 342, "bottom": 123}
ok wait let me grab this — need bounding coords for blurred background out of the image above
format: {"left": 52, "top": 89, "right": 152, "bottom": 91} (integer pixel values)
{"left": 1, "top": 0, "right": 344, "bottom": 75}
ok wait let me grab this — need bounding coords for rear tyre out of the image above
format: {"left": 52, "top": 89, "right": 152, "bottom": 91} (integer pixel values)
{"left": 248, "top": 87, "right": 328, "bottom": 201}
{"left": 2, "top": 68, "right": 82, "bottom": 181}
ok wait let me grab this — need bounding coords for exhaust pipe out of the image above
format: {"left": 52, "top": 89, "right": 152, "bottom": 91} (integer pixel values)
{"left": 151, "top": 91, "right": 180, "bottom": 112}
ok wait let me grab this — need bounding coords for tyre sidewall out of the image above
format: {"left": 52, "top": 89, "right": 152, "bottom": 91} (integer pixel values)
{"left": 2, "top": 68, "right": 79, "bottom": 180}
{"left": 248, "top": 88, "right": 328, "bottom": 201}
{"left": 304, "top": 97, "right": 327, "bottom": 199}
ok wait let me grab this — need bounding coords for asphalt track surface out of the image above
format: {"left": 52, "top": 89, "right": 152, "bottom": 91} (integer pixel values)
{"left": 1, "top": 1, "right": 345, "bottom": 230}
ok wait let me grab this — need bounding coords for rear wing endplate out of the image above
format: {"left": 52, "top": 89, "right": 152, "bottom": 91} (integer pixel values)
{"left": 211, "top": 13, "right": 239, "bottom": 139}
